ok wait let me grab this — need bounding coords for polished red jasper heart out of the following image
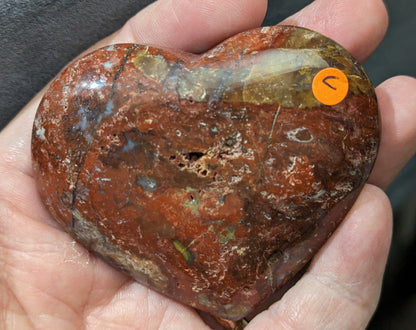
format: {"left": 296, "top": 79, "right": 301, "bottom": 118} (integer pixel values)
{"left": 32, "top": 25, "right": 379, "bottom": 321}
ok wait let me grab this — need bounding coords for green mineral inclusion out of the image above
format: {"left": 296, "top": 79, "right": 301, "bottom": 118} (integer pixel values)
{"left": 218, "top": 226, "right": 236, "bottom": 244}
{"left": 208, "top": 224, "right": 237, "bottom": 245}
{"left": 172, "top": 239, "right": 194, "bottom": 264}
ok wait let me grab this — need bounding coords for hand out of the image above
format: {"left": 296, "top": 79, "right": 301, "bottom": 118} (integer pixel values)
{"left": 1, "top": 0, "right": 415, "bottom": 328}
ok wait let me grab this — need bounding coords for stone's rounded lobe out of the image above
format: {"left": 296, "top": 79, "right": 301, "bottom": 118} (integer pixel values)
{"left": 31, "top": 25, "right": 380, "bottom": 321}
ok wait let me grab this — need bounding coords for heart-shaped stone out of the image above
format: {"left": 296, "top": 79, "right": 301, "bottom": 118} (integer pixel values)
{"left": 32, "top": 25, "right": 379, "bottom": 322}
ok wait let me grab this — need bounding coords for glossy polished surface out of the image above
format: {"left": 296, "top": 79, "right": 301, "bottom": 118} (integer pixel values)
{"left": 32, "top": 25, "right": 379, "bottom": 321}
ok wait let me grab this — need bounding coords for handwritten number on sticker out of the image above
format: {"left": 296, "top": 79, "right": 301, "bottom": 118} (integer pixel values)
{"left": 322, "top": 76, "right": 339, "bottom": 90}
{"left": 312, "top": 68, "right": 349, "bottom": 106}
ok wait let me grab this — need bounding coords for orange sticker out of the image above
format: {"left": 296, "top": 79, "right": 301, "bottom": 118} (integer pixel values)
{"left": 312, "top": 68, "right": 349, "bottom": 106}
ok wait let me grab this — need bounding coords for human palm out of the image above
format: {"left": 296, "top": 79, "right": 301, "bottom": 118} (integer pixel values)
{"left": 1, "top": 0, "right": 416, "bottom": 329}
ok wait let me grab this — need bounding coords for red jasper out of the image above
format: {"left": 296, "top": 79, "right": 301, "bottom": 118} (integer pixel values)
{"left": 32, "top": 25, "right": 379, "bottom": 323}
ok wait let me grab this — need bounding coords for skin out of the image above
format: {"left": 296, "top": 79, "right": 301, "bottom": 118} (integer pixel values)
{"left": 0, "top": 0, "right": 416, "bottom": 328}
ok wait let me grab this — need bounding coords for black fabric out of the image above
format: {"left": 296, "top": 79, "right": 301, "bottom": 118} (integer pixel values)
{"left": 0, "top": 0, "right": 153, "bottom": 127}
{"left": 0, "top": 0, "right": 415, "bottom": 328}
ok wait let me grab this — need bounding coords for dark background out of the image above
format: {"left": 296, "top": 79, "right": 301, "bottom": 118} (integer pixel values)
{"left": 1, "top": 0, "right": 415, "bottom": 328}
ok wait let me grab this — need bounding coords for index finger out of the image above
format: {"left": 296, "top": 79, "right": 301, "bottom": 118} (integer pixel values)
{"left": 282, "top": 0, "right": 388, "bottom": 63}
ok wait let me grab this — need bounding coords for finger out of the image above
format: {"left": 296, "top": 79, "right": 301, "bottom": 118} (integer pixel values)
{"left": 84, "top": 281, "right": 211, "bottom": 329}
{"left": 369, "top": 75, "right": 416, "bottom": 189}
{"left": 248, "top": 184, "right": 392, "bottom": 329}
{"left": 282, "top": 0, "right": 388, "bottom": 62}
{"left": 0, "top": 91, "right": 44, "bottom": 176}
{"left": 114, "top": 0, "right": 267, "bottom": 53}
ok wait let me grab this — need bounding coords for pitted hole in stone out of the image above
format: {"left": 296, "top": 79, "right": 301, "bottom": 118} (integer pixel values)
{"left": 107, "top": 132, "right": 121, "bottom": 147}
{"left": 186, "top": 152, "right": 204, "bottom": 162}
{"left": 169, "top": 152, "right": 204, "bottom": 164}
{"left": 169, "top": 151, "right": 211, "bottom": 177}
{"left": 100, "top": 145, "right": 110, "bottom": 152}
